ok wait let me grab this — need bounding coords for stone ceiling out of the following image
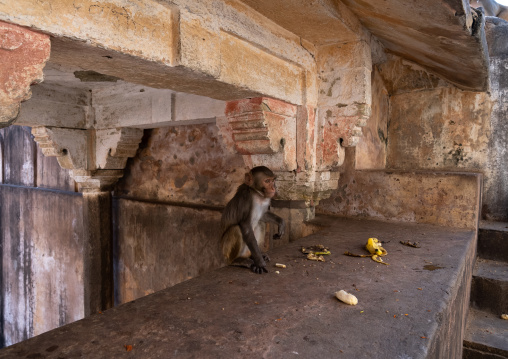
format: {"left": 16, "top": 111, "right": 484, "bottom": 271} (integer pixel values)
{"left": 240, "top": 0, "right": 490, "bottom": 91}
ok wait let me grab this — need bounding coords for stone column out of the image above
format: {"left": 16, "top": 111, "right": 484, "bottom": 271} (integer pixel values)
{"left": 82, "top": 192, "right": 113, "bottom": 315}
{"left": 316, "top": 40, "right": 372, "bottom": 170}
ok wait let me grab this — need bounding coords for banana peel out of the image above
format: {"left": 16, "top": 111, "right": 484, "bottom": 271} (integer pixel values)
{"left": 344, "top": 238, "right": 389, "bottom": 265}
{"left": 302, "top": 245, "right": 330, "bottom": 262}
{"left": 371, "top": 254, "right": 389, "bottom": 265}
{"left": 365, "top": 238, "right": 387, "bottom": 257}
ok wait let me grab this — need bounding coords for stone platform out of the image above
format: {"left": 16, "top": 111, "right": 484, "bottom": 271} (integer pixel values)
{"left": 0, "top": 216, "right": 476, "bottom": 358}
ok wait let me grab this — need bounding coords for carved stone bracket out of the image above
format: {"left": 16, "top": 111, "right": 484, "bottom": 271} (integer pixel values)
{"left": 0, "top": 21, "right": 50, "bottom": 128}
{"left": 219, "top": 97, "right": 297, "bottom": 171}
{"left": 32, "top": 126, "right": 143, "bottom": 192}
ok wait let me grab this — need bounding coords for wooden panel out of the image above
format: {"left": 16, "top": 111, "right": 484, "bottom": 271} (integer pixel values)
{"left": 2, "top": 126, "right": 36, "bottom": 186}
{"left": 0, "top": 130, "right": 3, "bottom": 183}
{"left": 0, "top": 186, "right": 84, "bottom": 346}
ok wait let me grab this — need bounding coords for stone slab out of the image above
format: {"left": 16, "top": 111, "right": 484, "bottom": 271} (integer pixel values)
{"left": 464, "top": 308, "right": 508, "bottom": 357}
{"left": 0, "top": 217, "right": 476, "bottom": 358}
{"left": 471, "top": 259, "right": 508, "bottom": 314}
{"left": 478, "top": 222, "right": 508, "bottom": 263}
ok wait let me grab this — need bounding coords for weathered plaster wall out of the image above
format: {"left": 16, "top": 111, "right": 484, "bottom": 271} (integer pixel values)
{"left": 387, "top": 87, "right": 491, "bottom": 172}
{"left": 317, "top": 149, "right": 482, "bottom": 230}
{"left": 382, "top": 54, "right": 499, "bottom": 221}
{"left": 318, "top": 54, "right": 490, "bottom": 226}
{"left": 115, "top": 124, "right": 246, "bottom": 207}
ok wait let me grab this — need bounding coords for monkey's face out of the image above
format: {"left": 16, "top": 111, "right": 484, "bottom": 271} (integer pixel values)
{"left": 260, "top": 176, "right": 276, "bottom": 198}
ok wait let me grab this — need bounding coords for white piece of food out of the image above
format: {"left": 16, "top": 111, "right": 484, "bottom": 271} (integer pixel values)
{"left": 275, "top": 263, "right": 286, "bottom": 268}
{"left": 335, "top": 290, "right": 358, "bottom": 305}
{"left": 501, "top": 314, "right": 508, "bottom": 320}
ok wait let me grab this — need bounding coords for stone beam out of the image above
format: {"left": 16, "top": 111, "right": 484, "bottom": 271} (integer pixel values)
{"left": 316, "top": 40, "right": 372, "bottom": 170}
{"left": 13, "top": 74, "right": 228, "bottom": 130}
{"left": 0, "top": 0, "right": 317, "bottom": 106}
{"left": 32, "top": 126, "right": 143, "bottom": 192}
{"left": 92, "top": 83, "right": 226, "bottom": 129}
{"left": 0, "top": 21, "right": 50, "bottom": 128}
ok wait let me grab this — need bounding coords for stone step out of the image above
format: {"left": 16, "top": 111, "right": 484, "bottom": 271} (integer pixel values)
{"left": 471, "top": 259, "right": 508, "bottom": 314}
{"left": 463, "top": 308, "right": 508, "bottom": 359}
{"left": 478, "top": 221, "right": 508, "bottom": 263}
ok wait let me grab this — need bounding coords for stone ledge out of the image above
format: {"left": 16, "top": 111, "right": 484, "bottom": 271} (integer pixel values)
{"left": 0, "top": 217, "right": 476, "bottom": 358}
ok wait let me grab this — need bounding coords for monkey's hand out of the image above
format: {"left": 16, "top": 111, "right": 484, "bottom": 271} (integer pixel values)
{"left": 273, "top": 222, "right": 285, "bottom": 240}
{"left": 250, "top": 263, "right": 268, "bottom": 274}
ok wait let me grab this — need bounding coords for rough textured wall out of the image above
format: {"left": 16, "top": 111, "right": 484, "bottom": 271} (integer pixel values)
{"left": 115, "top": 124, "right": 246, "bottom": 207}
{"left": 355, "top": 67, "right": 388, "bottom": 169}
{"left": 318, "top": 149, "right": 482, "bottom": 230}
{"left": 113, "top": 199, "right": 223, "bottom": 305}
{"left": 484, "top": 18, "right": 508, "bottom": 221}
{"left": 387, "top": 87, "right": 491, "bottom": 172}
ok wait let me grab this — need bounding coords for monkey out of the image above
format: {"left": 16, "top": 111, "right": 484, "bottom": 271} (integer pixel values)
{"left": 470, "top": 0, "right": 508, "bottom": 21}
{"left": 220, "top": 166, "right": 285, "bottom": 274}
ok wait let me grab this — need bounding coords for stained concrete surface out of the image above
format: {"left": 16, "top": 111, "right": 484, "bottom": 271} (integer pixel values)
{"left": 0, "top": 217, "right": 475, "bottom": 358}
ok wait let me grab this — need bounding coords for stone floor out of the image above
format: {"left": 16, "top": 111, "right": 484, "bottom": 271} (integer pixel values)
{"left": 0, "top": 216, "right": 476, "bottom": 359}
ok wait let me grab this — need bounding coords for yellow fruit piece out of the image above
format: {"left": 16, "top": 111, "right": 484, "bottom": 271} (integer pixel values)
{"left": 365, "top": 238, "right": 387, "bottom": 257}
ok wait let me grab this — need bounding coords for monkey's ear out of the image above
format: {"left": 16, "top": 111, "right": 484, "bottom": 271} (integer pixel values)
{"left": 244, "top": 172, "right": 253, "bottom": 186}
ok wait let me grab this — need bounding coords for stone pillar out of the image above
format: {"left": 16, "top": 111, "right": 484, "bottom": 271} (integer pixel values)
{"left": 316, "top": 40, "right": 372, "bottom": 170}
{"left": 82, "top": 192, "right": 113, "bottom": 315}
{"left": 0, "top": 21, "right": 50, "bottom": 128}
